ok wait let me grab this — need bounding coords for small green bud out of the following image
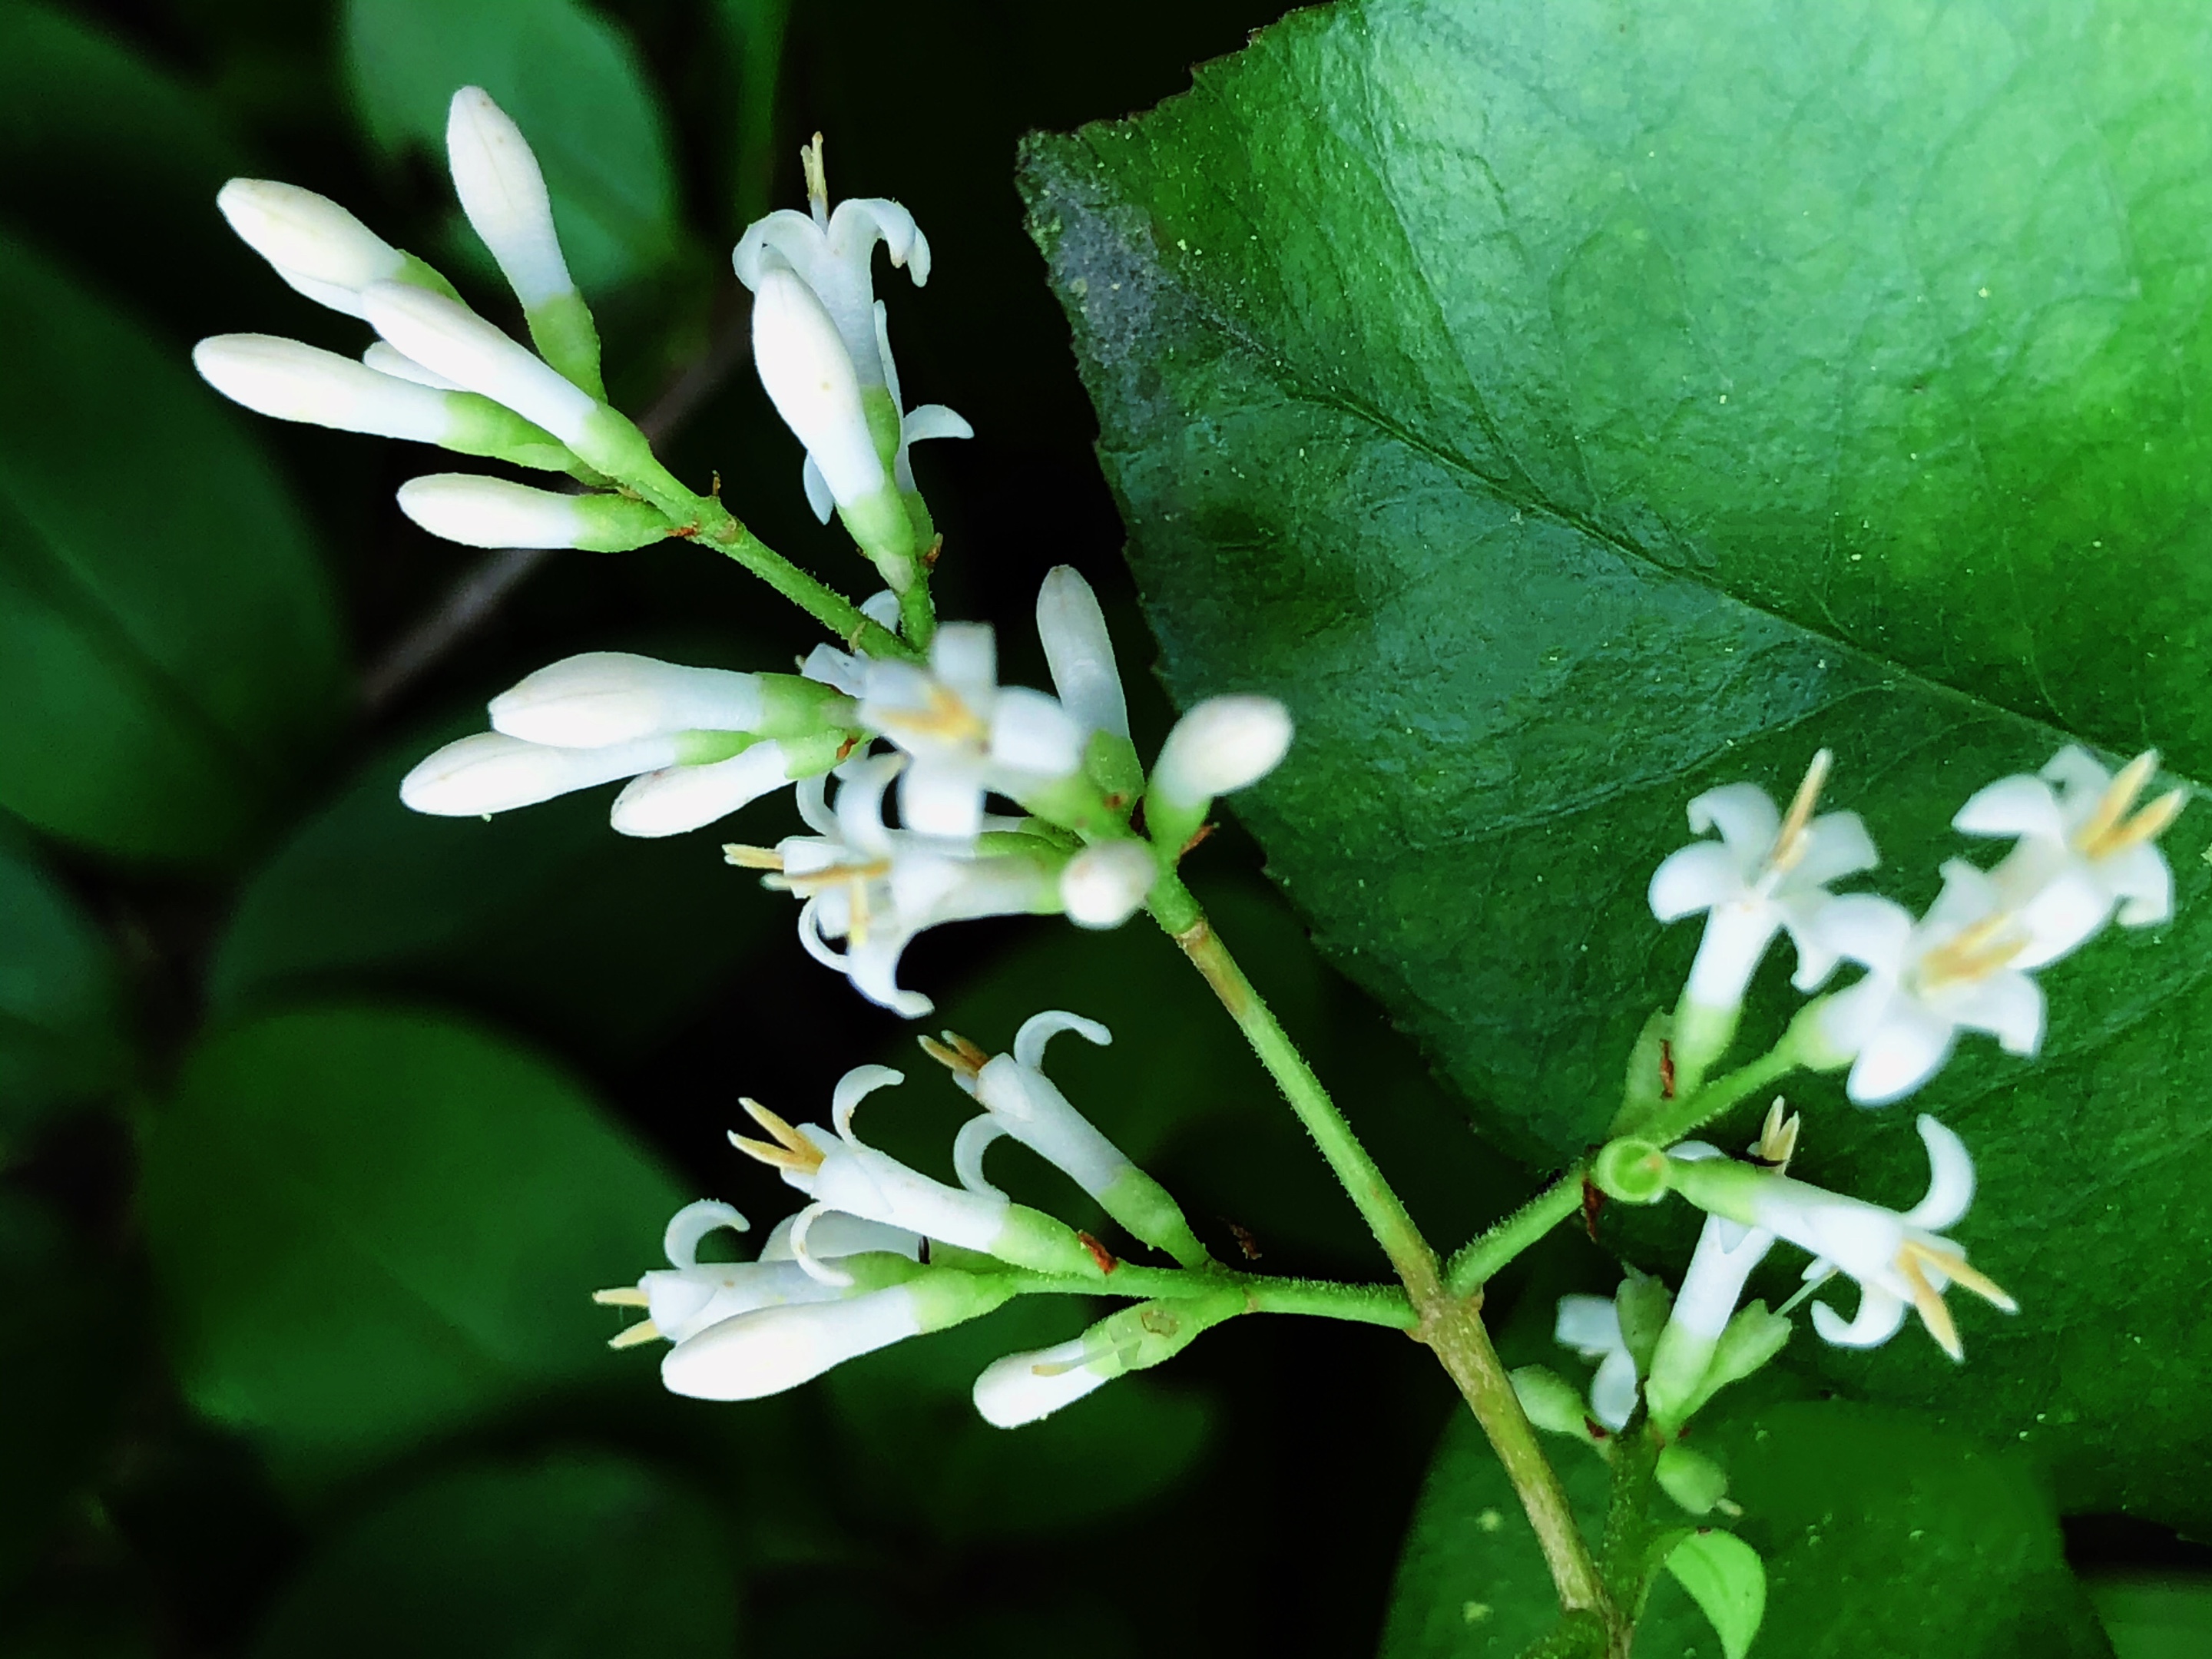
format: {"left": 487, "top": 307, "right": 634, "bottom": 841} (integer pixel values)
{"left": 1512, "top": 1365, "right": 1598, "bottom": 1442}
{"left": 1615, "top": 1269, "right": 1674, "bottom": 1371}
{"left": 1656, "top": 1444, "right": 1730, "bottom": 1515}
{"left": 1592, "top": 1137, "right": 1671, "bottom": 1205}
{"left": 1616, "top": 1008, "right": 1671, "bottom": 1128}
{"left": 1674, "top": 1302, "right": 1793, "bottom": 1422}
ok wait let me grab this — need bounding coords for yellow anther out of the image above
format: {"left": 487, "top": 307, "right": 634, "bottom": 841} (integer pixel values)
{"left": 592, "top": 1286, "right": 650, "bottom": 1307}
{"left": 1916, "top": 912, "right": 2029, "bottom": 989}
{"left": 723, "top": 843, "right": 784, "bottom": 870}
{"left": 2075, "top": 750, "right": 2184, "bottom": 861}
{"left": 1768, "top": 748, "right": 1834, "bottom": 875}
{"left": 876, "top": 684, "right": 987, "bottom": 746}
{"left": 919, "top": 1031, "right": 989, "bottom": 1079}
{"left": 729, "top": 1098, "right": 825, "bottom": 1176}
{"left": 1896, "top": 1250, "right": 1962, "bottom": 1361}
{"left": 608, "top": 1320, "right": 662, "bottom": 1350}
{"left": 801, "top": 132, "right": 829, "bottom": 221}
{"left": 1751, "top": 1098, "right": 1800, "bottom": 1173}
{"left": 1911, "top": 1242, "right": 2017, "bottom": 1313}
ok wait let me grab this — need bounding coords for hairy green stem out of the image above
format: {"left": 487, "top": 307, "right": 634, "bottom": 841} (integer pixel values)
{"left": 1620, "top": 1033, "right": 1803, "bottom": 1148}
{"left": 1008, "top": 1263, "right": 1418, "bottom": 1330}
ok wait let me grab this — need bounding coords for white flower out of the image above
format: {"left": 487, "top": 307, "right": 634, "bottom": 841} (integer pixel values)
{"left": 1151, "top": 696, "right": 1294, "bottom": 809}
{"left": 1810, "top": 863, "right": 2044, "bottom": 1105}
{"left": 1035, "top": 565, "right": 1130, "bottom": 743}
{"left": 727, "top": 756, "right": 1062, "bottom": 1017}
{"left": 1667, "top": 1114, "right": 2015, "bottom": 1361}
{"left": 925, "top": 1011, "right": 1207, "bottom": 1265}
{"left": 727, "top": 1065, "right": 1095, "bottom": 1278}
{"left": 856, "top": 624, "right": 1084, "bottom": 839}
{"left": 1554, "top": 1287, "right": 1640, "bottom": 1432}
{"left": 215, "top": 178, "right": 414, "bottom": 316}
{"left": 445, "top": 87, "right": 573, "bottom": 312}
{"left": 733, "top": 140, "right": 968, "bottom": 551}
{"left": 974, "top": 1336, "right": 1114, "bottom": 1426}
{"left": 401, "top": 652, "right": 849, "bottom": 834}
{"left": 592, "top": 1200, "right": 850, "bottom": 1348}
{"left": 1648, "top": 750, "right": 1879, "bottom": 1020}
{"left": 358, "top": 280, "right": 603, "bottom": 452}
{"left": 1644, "top": 1103, "right": 1797, "bottom": 1422}
{"left": 658, "top": 1283, "right": 927, "bottom": 1401}
{"left": 396, "top": 475, "right": 670, "bottom": 551}
{"left": 1058, "top": 840, "right": 1157, "bottom": 928}
{"left": 1954, "top": 746, "right": 2184, "bottom": 967}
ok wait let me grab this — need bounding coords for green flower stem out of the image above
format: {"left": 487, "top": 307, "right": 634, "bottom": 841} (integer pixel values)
{"left": 1006, "top": 1263, "right": 1418, "bottom": 1330}
{"left": 1598, "top": 1421, "right": 1666, "bottom": 1620}
{"left": 1146, "top": 870, "right": 1438, "bottom": 1300}
{"left": 1147, "top": 869, "right": 1614, "bottom": 1632}
{"left": 896, "top": 576, "right": 938, "bottom": 651}
{"left": 1449, "top": 1031, "right": 1810, "bottom": 1297}
{"left": 1446, "top": 1164, "right": 1591, "bottom": 1295}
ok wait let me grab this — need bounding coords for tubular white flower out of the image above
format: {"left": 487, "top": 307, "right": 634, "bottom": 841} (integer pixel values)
{"left": 1035, "top": 565, "right": 1130, "bottom": 741}
{"left": 1058, "top": 841, "right": 1157, "bottom": 929}
{"left": 1648, "top": 750, "right": 1879, "bottom": 1022}
{"left": 750, "top": 263, "right": 889, "bottom": 508}
{"left": 592, "top": 1198, "right": 854, "bottom": 1349}
{"left": 974, "top": 1336, "right": 1112, "bottom": 1427}
{"left": 1810, "top": 863, "right": 2045, "bottom": 1105}
{"left": 733, "top": 176, "right": 930, "bottom": 392}
{"left": 399, "top": 731, "right": 682, "bottom": 816}
{"left": 446, "top": 86, "right": 572, "bottom": 308}
{"left": 727, "top": 1065, "right": 1094, "bottom": 1279}
{"left": 661, "top": 1283, "right": 923, "bottom": 1401}
{"left": 758, "top": 1210, "right": 922, "bottom": 1264}
{"left": 1954, "top": 746, "right": 2184, "bottom": 968}
{"left": 964, "top": 1012, "right": 1128, "bottom": 1198}
{"left": 216, "top": 178, "right": 407, "bottom": 316}
{"left": 1554, "top": 1289, "right": 1639, "bottom": 1432}
{"left": 396, "top": 475, "right": 669, "bottom": 552}
{"left": 491, "top": 653, "right": 769, "bottom": 747}
{"left": 194, "top": 335, "right": 459, "bottom": 443}
{"left": 359, "top": 280, "right": 600, "bottom": 445}
{"left": 1667, "top": 1114, "right": 2015, "bottom": 1362}
{"left": 858, "top": 624, "right": 1086, "bottom": 839}
{"left": 1151, "top": 696, "right": 1294, "bottom": 807}
{"left": 611, "top": 743, "right": 799, "bottom": 838}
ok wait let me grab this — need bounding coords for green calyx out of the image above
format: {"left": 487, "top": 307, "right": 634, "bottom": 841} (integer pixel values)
{"left": 1669, "top": 998, "right": 1742, "bottom": 1099}
{"left": 836, "top": 486, "right": 921, "bottom": 591}
{"left": 441, "top": 395, "right": 601, "bottom": 482}
{"left": 1143, "top": 784, "right": 1207, "bottom": 861}
{"left": 571, "top": 406, "right": 696, "bottom": 518}
{"left": 1097, "top": 1164, "right": 1210, "bottom": 1269}
{"left": 988, "top": 1204, "right": 1108, "bottom": 1277}
{"left": 1014, "top": 770, "right": 1131, "bottom": 841}
{"left": 754, "top": 675, "right": 859, "bottom": 740}
{"left": 1591, "top": 1137, "right": 1672, "bottom": 1206}
{"left": 1085, "top": 730, "right": 1146, "bottom": 804}
{"left": 570, "top": 492, "right": 681, "bottom": 552}
{"left": 523, "top": 289, "right": 606, "bottom": 401}
{"left": 1078, "top": 1290, "right": 1246, "bottom": 1379}
{"left": 1512, "top": 1364, "right": 1600, "bottom": 1443}
{"left": 906, "top": 1264, "right": 1022, "bottom": 1332}
{"left": 393, "top": 250, "right": 465, "bottom": 306}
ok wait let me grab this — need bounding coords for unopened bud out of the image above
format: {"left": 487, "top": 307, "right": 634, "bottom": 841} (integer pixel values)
{"left": 396, "top": 475, "right": 671, "bottom": 551}
{"left": 610, "top": 743, "right": 797, "bottom": 838}
{"left": 1655, "top": 1444, "right": 1730, "bottom": 1515}
{"left": 1511, "top": 1365, "right": 1598, "bottom": 1440}
{"left": 1147, "top": 695, "right": 1293, "bottom": 853}
{"left": 216, "top": 179, "right": 406, "bottom": 313}
{"left": 1035, "top": 565, "right": 1129, "bottom": 740}
{"left": 399, "top": 731, "right": 680, "bottom": 817}
{"left": 974, "top": 1291, "right": 1240, "bottom": 1428}
{"left": 360, "top": 281, "right": 601, "bottom": 448}
{"left": 362, "top": 340, "right": 459, "bottom": 389}
{"left": 194, "top": 335, "right": 458, "bottom": 444}
{"left": 1058, "top": 840, "right": 1157, "bottom": 928}
{"left": 492, "top": 652, "right": 767, "bottom": 746}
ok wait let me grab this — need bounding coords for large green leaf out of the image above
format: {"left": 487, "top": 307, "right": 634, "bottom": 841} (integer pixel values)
{"left": 1383, "top": 1400, "right": 2111, "bottom": 1658}
{"left": 344, "top": 0, "right": 680, "bottom": 293}
{"left": 0, "top": 231, "right": 343, "bottom": 866}
{"left": 0, "top": 816, "right": 130, "bottom": 1143}
{"left": 142, "top": 1006, "right": 684, "bottom": 1484}
{"left": 1022, "top": 0, "right": 2212, "bottom": 1526}
{"left": 209, "top": 718, "right": 777, "bottom": 1060}
{"left": 249, "top": 1451, "right": 738, "bottom": 1659}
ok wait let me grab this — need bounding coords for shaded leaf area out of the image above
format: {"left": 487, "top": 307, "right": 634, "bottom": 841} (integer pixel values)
{"left": 0, "top": 816, "right": 130, "bottom": 1143}
{"left": 0, "top": 230, "right": 343, "bottom": 866}
{"left": 0, "top": 1194, "right": 134, "bottom": 1594}
{"left": 826, "top": 1296, "right": 1214, "bottom": 1545}
{"left": 1022, "top": 0, "right": 2212, "bottom": 1525}
{"left": 344, "top": 0, "right": 681, "bottom": 293}
{"left": 1383, "top": 1399, "right": 2112, "bottom": 1659}
{"left": 0, "top": 2, "right": 264, "bottom": 339}
{"left": 142, "top": 1007, "right": 684, "bottom": 1487}
{"left": 2084, "top": 1575, "right": 2212, "bottom": 1659}
{"left": 210, "top": 717, "right": 777, "bottom": 1061}
{"left": 247, "top": 1451, "right": 739, "bottom": 1659}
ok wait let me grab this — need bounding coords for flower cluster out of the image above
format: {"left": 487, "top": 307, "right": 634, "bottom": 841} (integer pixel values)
{"left": 1652, "top": 745, "right": 2182, "bottom": 1104}
{"left": 595, "top": 1012, "right": 1230, "bottom": 1421}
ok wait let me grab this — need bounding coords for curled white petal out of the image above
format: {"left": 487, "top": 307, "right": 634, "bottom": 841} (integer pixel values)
{"left": 662, "top": 1198, "right": 748, "bottom": 1269}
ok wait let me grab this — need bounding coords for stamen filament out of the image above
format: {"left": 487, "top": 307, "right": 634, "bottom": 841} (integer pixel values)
{"left": 592, "top": 1286, "right": 650, "bottom": 1307}
{"left": 608, "top": 1320, "right": 662, "bottom": 1349}
{"left": 1769, "top": 748, "right": 1833, "bottom": 874}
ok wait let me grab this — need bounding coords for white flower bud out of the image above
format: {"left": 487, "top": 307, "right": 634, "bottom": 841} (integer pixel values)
{"left": 489, "top": 652, "right": 768, "bottom": 747}
{"left": 750, "top": 263, "right": 889, "bottom": 508}
{"left": 610, "top": 743, "right": 797, "bottom": 838}
{"left": 193, "top": 335, "right": 456, "bottom": 445}
{"left": 973, "top": 1337, "right": 1112, "bottom": 1427}
{"left": 661, "top": 1284, "right": 922, "bottom": 1402}
{"left": 1152, "top": 696, "right": 1294, "bottom": 807}
{"left": 445, "top": 87, "right": 573, "bottom": 308}
{"left": 1035, "top": 565, "right": 1129, "bottom": 740}
{"left": 399, "top": 731, "right": 680, "bottom": 816}
{"left": 395, "top": 475, "right": 669, "bottom": 552}
{"left": 216, "top": 179, "right": 405, "bottom": 315}
{"left": 363, "top": 341, "right": 459, "bottom": 389}
{"left": 1058, "top": 840, "right": 1157, "bottom": 928}
{"left": 359, "top": 281, "right": 599, "bottom": 445}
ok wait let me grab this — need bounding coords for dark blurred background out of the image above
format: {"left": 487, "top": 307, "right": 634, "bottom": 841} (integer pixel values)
{"left": 0, "top": 1, "right": 1589, "bottom": 1653}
